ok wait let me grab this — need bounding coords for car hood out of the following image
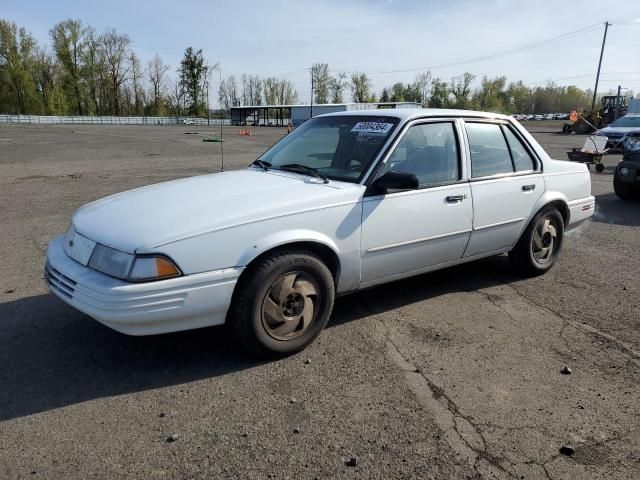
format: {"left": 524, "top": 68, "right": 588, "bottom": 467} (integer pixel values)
{"left": 72, "top": 169, "right": 363, "bottom": 253}
{"left": 599, "top": 126, "right": 640, "bottom": 135}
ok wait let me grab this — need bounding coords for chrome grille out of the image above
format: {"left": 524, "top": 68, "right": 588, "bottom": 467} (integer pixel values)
{"left": 45, "top": 263, "right": 77, "bottom": 299}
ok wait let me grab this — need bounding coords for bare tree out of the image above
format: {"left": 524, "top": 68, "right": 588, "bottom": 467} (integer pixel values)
{"left": 263, "top": 77, "right": 278, "bottom": 105}
{"left": 129, "top": 51, "right": 143, "bottom": 115}
{"left": 275, "top": 79, "right": 297, "bottom": 105}
{"left": 414, "top": 71, "right": 432, "bottom": 106}
{"left": 31, "top": 46, "right": 57, "bottom": 113}
{"left": 329, "top": 72, "right": 347, "bottom": 103}
{"left": 167, "top": 78, "right": 185, "bottom": 116}
{"left": 101, "top": 29, "right": 131, "bottom": 114}
{"left": 240, "top": 73, "right": 249, "bottom": 105}
{"left": 218, "top": 75, "right": 239, "bottom": 111}
{"left": 147, "top": 53, "right": 169, "bottom": 115}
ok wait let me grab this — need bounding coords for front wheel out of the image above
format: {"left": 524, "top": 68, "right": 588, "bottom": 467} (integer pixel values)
{"left": 614, "top": 172, "right": 636, "bottom": 200}
{"left": 509, "top": 207, "right": 564, "bottom": 276}
{"left": 228, "top": 249, "right": 335, "bottom": 357}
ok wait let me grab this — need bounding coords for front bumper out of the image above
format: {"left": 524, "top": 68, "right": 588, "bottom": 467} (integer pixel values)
{"left": 45, "top": 235, "right": 242, "bottom": 335}
{"left": 616, "top": 159, "right": 640, "bottom": 185}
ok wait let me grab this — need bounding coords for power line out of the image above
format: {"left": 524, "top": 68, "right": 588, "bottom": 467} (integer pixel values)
{"left": 331, "top": 23, "right": 602, "bottom": 75}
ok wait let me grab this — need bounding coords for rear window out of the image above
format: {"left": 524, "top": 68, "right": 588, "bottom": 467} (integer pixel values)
{"left": 503, "top": 127, "right": 535, "bottom": 172}
{"left": 466, "top": 123, "right": 513, "bottom": 177}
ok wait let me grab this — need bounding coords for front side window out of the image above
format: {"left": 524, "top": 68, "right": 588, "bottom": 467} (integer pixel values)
{"left": 382, "top": 122, "right": 459, "bottom": 186}
{"left": 466, "top": 123, "right": 513, "bottom": 178}
{"left": 258, "top": 115, "right": 400, "bottom": 182}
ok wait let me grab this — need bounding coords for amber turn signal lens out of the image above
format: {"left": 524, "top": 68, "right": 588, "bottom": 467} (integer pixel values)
{"left": 156, "top": 257, "right": 180, "bottom": 277}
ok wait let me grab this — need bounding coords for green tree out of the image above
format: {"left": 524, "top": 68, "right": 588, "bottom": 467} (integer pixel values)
{"left": 350, "top": 72, "right": 372, "bottom": 103}
{"left": 329, "top": 72, "right": 347, "bottom": 103}
{"left": 428, "top": 78, "right": 449, "bottom": 108}
{"left": 473, "top": 76, "right": 508, "bottom": 112}
{"left": 506, "top": 80, "right": 531, "bottom": 113}
{"left": 311, "top": 62, "right": 330, "bottom": 104}
{"left": 0, "top": 20, "right": 39, "bottom": 113}
{"left": 50, "top": 19, "right": 85, "bottom": 114}
{"left": 179, "top": 47, "right": 207, "bottom": 115}
{"left": 449, "top": 72, "right": 475, "bottom": 109}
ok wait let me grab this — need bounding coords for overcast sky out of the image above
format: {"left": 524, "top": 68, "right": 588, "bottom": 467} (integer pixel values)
{"left": 4, "top": 0, "right": 640, "bottom": 105}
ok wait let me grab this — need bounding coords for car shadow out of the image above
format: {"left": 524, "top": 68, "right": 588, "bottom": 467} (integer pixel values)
{"left": 592, "top": 192, "right": 640, "bottom": 227}
{"left": 0, "top": 256, "right": 515, "bottom": 422}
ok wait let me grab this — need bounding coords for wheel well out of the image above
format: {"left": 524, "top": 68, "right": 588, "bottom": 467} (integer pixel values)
{"left": 545, "top": 200, "right": 569, "bottom": 226}
{"left": 242, "top": 241, "right": 341, "bottom": 283}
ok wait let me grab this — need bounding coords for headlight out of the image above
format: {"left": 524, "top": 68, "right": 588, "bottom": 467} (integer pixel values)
{"left": 88, "top": 244, "right": 181, "bottom": 282}
{"left": 128, "top": 256, "right": 181, "bottom": 282}
{"left": 89, "top": 244, "right": 134, "bottom": 279}
{"left": 619, "top": 167, "right": 630, "bottom": 176}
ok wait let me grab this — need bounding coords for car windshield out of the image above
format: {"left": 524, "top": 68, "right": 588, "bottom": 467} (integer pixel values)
{"left": 257, "top": 115, "right": 400, "bottom": 182}
{"left": 610, "top": 116, "right": 640, "bottom": 128}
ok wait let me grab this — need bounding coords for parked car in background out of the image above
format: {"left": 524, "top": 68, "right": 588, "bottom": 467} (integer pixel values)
{"left": 596, "top": 114, "right": 640, "bottom": 150}
{"left": 45, "top": 109, "right": 595, "bottom": 356}
{"left": 614, "top": 131, "right": 640, "bottom": 200}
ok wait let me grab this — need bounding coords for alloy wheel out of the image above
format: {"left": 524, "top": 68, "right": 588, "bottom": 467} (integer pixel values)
{"left": 261, "top": 271, "right": 320, "bottom": 340}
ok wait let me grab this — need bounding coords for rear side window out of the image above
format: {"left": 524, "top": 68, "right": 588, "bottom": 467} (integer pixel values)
{"left": 466, "top": 123, "right": 513, "bottom": 177}
{"left": 503, "top": 127, "right": 535, "bottom": 172}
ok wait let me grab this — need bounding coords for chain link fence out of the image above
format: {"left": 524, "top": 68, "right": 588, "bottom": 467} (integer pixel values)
{"left": 0, "top": 115, "right": 231, "bottom": 126}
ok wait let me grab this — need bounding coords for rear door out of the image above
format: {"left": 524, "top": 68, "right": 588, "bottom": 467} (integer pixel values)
{"left": 463, "top": 120, "right": 544, "bottom": 257}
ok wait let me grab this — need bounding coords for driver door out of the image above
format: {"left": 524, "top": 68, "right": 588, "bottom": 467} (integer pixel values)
{"left": 360, "top": 119, "right": 473, "bottom": 286}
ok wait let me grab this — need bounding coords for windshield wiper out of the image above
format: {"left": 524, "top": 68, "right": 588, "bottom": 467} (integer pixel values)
{"left": 251, "top": 159, "right": 272, "bottom": 171}
{"left": 278, "top": 163, "right": 329, "bottom": 184}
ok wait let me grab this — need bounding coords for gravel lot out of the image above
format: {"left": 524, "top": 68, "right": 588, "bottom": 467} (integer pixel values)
{"left": 0, "top": 121, "right": 638, "bottom": 479}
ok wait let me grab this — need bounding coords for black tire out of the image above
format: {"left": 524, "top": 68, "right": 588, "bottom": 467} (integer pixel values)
{"left": 613, "top": 171, "right": 635, "bottom": 201}
{"left": 595, "top": 163, "right": 605, "bottom": 173}
{"left": 228, "top": 248, "right": 335, "bottom": 357}
{"left": 509, "top": 207, "right": 564, "bottom": 276}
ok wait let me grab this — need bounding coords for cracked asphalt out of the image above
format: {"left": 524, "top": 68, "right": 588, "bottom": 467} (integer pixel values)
{"left": 0, "top": 122, "right": 638, "bottom": 479}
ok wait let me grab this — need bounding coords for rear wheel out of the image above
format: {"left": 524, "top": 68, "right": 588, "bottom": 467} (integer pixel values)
{"left": 509, "top": 207, "right": 564, "bottom": 276}
{"left": 229, "top": 249, "right": 335, "bottom": 357}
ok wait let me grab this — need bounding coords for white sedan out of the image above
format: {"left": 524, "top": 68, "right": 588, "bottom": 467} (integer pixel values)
{"left": 45, "top": 109, "right": 595, "bottom": 356}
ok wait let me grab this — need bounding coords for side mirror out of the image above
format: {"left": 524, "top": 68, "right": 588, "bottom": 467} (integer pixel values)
{"left": 367, "top": 171, "right": 419, "bottom": 196}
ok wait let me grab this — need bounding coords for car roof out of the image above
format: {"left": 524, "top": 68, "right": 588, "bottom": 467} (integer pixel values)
{"left": 316, "top": 108, "right": 512, "bottom": 122}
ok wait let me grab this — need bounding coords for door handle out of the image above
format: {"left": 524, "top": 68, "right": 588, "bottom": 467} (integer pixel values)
{"left": 446, "top": 194, "right": 466, "bottom": 203}
{"left": 522, "top": 184, "right": 536, "bottom": 191}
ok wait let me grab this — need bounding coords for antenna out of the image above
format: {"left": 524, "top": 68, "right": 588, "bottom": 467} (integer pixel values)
{"left": 219, "top": 64, "right": 224, "bottom": 172}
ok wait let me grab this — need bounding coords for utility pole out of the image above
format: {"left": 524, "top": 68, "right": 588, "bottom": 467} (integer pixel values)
{"left": 310, "top": 67, "right": 314, "bottom": 120}
{"left": 615, "top": 84, "right": 622, "bottom": 121}
{"left": 591, "top": 21, "right": 611, "bottom": 111}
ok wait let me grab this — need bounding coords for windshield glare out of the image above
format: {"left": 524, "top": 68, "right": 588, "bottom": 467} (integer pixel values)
{"left": 611, "top": 116, "right": 640, "bottom": 128}
{"left": 258, "top": 115, "right": 400, "bottom": 182}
